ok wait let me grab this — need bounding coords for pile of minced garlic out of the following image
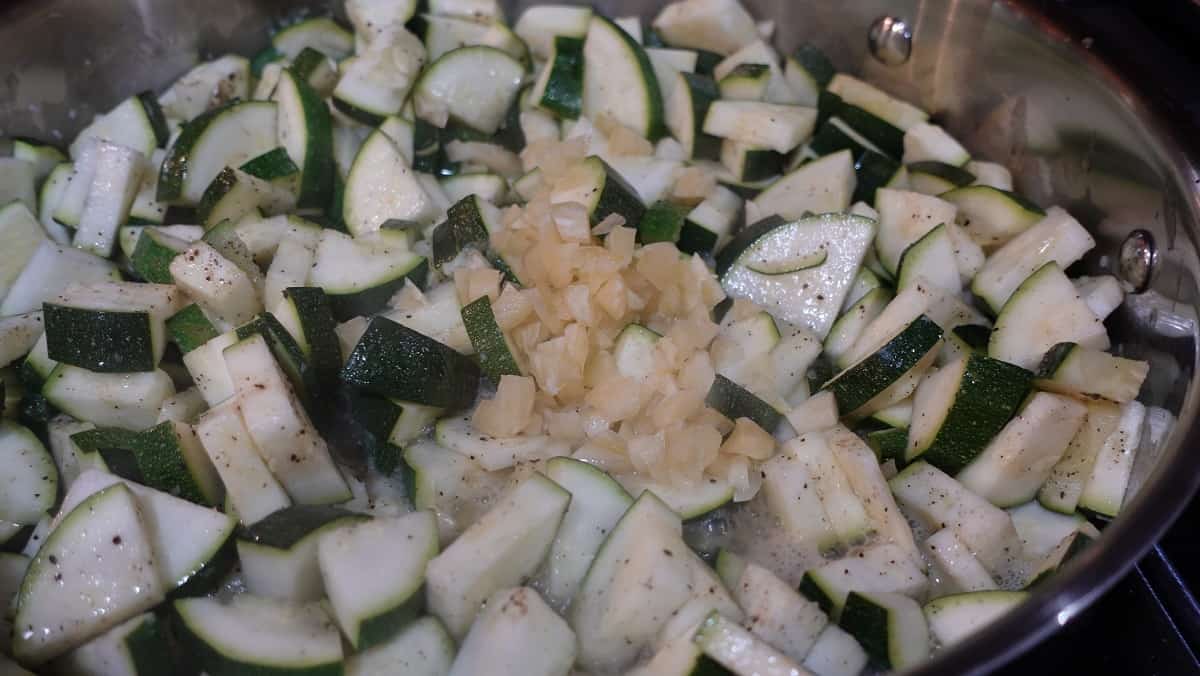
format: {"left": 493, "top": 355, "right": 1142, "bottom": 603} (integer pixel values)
{"left": 439, "top": 119, "right": 782, "bottom": 501}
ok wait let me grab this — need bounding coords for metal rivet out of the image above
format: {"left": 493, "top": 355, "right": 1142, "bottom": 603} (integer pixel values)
{"left": 868, "top": 16, "right": 913, "bottom": 66}
{"left": 1119, "top": 229, "right": 1156, "bottom": 293}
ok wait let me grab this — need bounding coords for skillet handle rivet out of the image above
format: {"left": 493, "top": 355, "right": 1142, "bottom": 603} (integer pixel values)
{"left": 868, "top": 16, "right": 912, "bottom": 66}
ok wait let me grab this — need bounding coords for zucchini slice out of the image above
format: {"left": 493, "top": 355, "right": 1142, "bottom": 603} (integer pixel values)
{"left": 694, "top": 611, "right": 809, "bottom": 675}
{"left": 897, "top": 222, "right": 961, "bottom": 293}
{"left": 873, "top": 187, "right": 958, "bottom": 276}
{"left": 1, "top": 241, "right": 120, "bottom": 317}
{"left": 651, "top": 0, "right": 758, "bottom": 55}
{"left": 889, "top": 461, "right": 1021, "bottom": 575}
{"left": 718, "top": 63, "right": 770, "bottom": 101}
{"left": 838, "top": 591, "right": 929, "bottom": 670}
{"left": 225, "top": 334, "right": 351, "bottom": 505}
{"left": 131, "top": 227, "right": 190, "bottom": 284}
{"left": 941, "top": 184, "right": 1045, "bottom": 248}
{"left": 730, "top": 562, "right": 828, "bottom": 663}
{"left": 343, "top": 316, "right": 480, "bottom": 410}
{"left": 535, "top": 457, "right": 633, "bottom": 610}
{"left": 158, "top": 101, "right": 278, "bottom": 205}
{"left": 345, "top": 616, "right": 455, "bottom": 676}
{"left": 957, "top": 392, "right": 1087, "bottom": 507}
{"left": 720, "top": 140, "right": 783, "bottom": 182}
{"left": 514, "top": 5, "right": 592, "bottom": 60}
{"left": 415, "top": 46, "right": 524, "bottom": 134}
{"left": 703, "top": 100, "right": 817, "bottom": 154}
{"left": 435, "top": 416, "right": 568, "bottom": 471}
{"left": 318, "top": 511, "right": 438, "bottom": 649}
{"left": 821, "top": 314, "right": 943, "bottom": 418}
{"left": 44, "top": 281, "right": 180, "bottom": 373}
{"left": 904, "top": 354, "right": 1032, "bottom": 472}
{"left": 750, "top": 149, "right": 855, "bottom": 221}
{"left": 448, "top": 587, "right": 577, "bottom": 676}
{"left": 272, "top": 68, "right": 334, "bottom": 209}
{"left": 922, "top": 591, "right": 1027, "bottom": 647}
{"left": 344, "top": 129, "right": 439, "bottom": 236}
{"left": 531, "top": 36, "right": 585, "bottom": 119}
{"left": 924, "top": 528, "right": 997, "bottom": 594}
{"left": 804, "top": 625, "right": 869, "bottom": 676}
{"left": 1035, "top": 342, "right": 1148, "bottom": 403}
{"left": 1078, "top": 400, "right": 1146, "bottom": 518}
{"left": 705, "top": 374, "right": 783, "bottom": 432}
{"left": 907, "top": 160, "right": 975, "bottom": 195}
{"left": 988, "top": 262, "right": 1110, "bottom": 369}
{"left": 173, "top": 595, "right": 344, "bottom": 675}
{"left": 430, "top": 194, "right": 502, "bottom": 268}
{"left": 42, "top": 366, "right": 175, "bottom": 430}
{"left": 426, "top": 473, "right": 570, "bottom": 637}
{"left": 665, "top": 71, "right": 722, "bottom": 160}
{"left": 12, "top": 484, "right": 163, "bottom": 665}
{"left": 237, "top": 505, "right": 366, "bottom": 602}
{"left": 827, "top": 74, "right": 928, "bottom": 131}
{"left": 902, "top": 122, "right": 969, "bottom": 165}
{"left": 583, "top": 15, "right": 665, "bottom": 140}
{"left": 719, "top": 212, "right": 875, "bottom": 338}
{"left": 783, "top": 43, "right": 835, "bottom": 107}
{"left": 761, "top": 440, "right": 837, "bottom": 553}
{"left": 195, "top": 399, "right": 292, "bottom": 525}
{"left": 56, "top": 612, "right": 172, "bottom": 676}
{"left": 0, "top": 203, "right": 47, "bottom": 302}
{"left": 309, "top": 229, "right": 428, "bottom": 320}
{"left": 972, "top": 206, "right": 1095, "bottom": 313}
{"left": 798, "top": 543, "right": 928, "bottom": 620}
{"left": 0, "top": 423, "right": 56, "bottom": 526}
{"left": 461, "top": 295, "right": 521, "bottom": 381}
{"left": 550, "top": 155, "right": 646, "bottom": 226}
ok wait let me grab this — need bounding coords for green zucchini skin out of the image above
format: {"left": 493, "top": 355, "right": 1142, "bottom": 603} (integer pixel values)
{"left": 461, "top": 296, "right": 521, "bottom": 383}
{"left": 167, "top": 304, "right": 218, "bottom": 354}
{"left": 637, "top": 200, "right": 688, "bottom": 244}
{"left": 705, "top": 374, "right": 782, "bottom": 432}
{"left": 821, "top": 315, "right": 944, "bottom": 415}
{"left": 43, "top": 305, "right": 155, "bottom": 373}
{"left": 431, "top": 197, "right": 490, "bottom": 269}
{"left": 907, "top": 354, "right": 1033, "bottom": 473}
{"left": 540, "top": 36, "right": 585, "bottom": 119}
{"left": 240, "top": 147, "right": 300, "bottom": 181}
{"left": 282, "top": 287, "right": 343, "bottom": 391}
{"left": 341, "top": 316, "right": 481, "bottom": 411}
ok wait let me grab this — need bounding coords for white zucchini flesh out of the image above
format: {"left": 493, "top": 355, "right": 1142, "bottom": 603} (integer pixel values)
{"left": 343, "top": 130, "right": 437, "bottom": 236}
{"left": 713, "top": 39, "right": 801, "bottom": 104}
{"left": 72, "top": 140, "right": 145, "bottom": 258}
{"left": 194, "top": 399, "right": 292, "bottom": 525}
{"left": 0, "top": 311, "right": 44, "bottom": 371}
{"left": 967, "top": 160, "right": 1013, "bottom": 190}
{"left": 903, "top": 122, "right": 970, "bottom": 165}
{"left": 42, "top": 366, "right": 176, "bottom": 430}
{"left": 173, "top": 595, "right": 343, "bottom": 673}
{"left": 1038, "top": 399, "right": 1123, "bottom": 514}
{"left": 889, "top": 462, "right": 1022, "bottom": 576}
{"left": 874, "top": 188, "right": 959, "bottom": 276}
{"left": 972, "top": 206, "right": 1096, "bottom": 313}
{"left": 1008, "top": 501, "right": 1099, "bottom": 560}
{"left": 170, "top": 242, "right": 264, "bottom": 329}
{"left": 825, "top": 425, "right": 923, "bottom": 567}
{"left": 750, "top": 149, "right": 855, "bottom": 221}
{"left": 223, "top": 334, "right": 350, "bottom": 505}
{"left": 174, "top": 101, "right": 279, "bottom": 204}
{"left": 924, "top": 528, "right": 998, "bottom": 594}
{"left": 381, "top": 282, "right": 471, "bottom": 354}
{"left": 785, "top": 433, "right": 872, "bottom": 547}
{"left": 51, "top": 469, "right": 237, "bottom": 594}
{"left": 1075, "top": 274, "right": 1125, "bottom": 320}
{"left": 318, "top": 511, "right": 440, "bottom": 648}
{"left": 721, "top": 213, "right": 876, "bottom": 339}
{"left": 344, "top": 616, "right": 455, "bottom": 676}
{"left": 1078, "top": 400, "right": 1147, "bottom": 517}
{"left": 514, "top": 5, "right": 592, "bottom": 60}
{"left": 923, "top": 591, "right": 1027, "bottom": 647}
{"left": 827, "top": 74, "right": 929, "bottom": 130}
{"left": 651, "top": 0, "right": 759, "bottom": 55}
{"left": 12, "top": 484, "right": 163, "bottom": 666}
{"left": 761, "top": 437, "right": 838, "bottom": 552}
{"left": 0, "top": 241, "right": 121, "bottom": 317}
{"left": 803, "top": 624, "right": 869, "bottom": 676}
{"left": 957, "top": 392, "right": 1088, "bottom": 508}
{"left": 535, "top": 457, "right": 633, "bottom": 610}
{"left": 414, "top": 46, "right": 524, "bottom": 134}
{"left": 703, "top": 100, "right": 817, "bottom": 154}
{"left": 447, "top": 587, "right": 577, "bottom": 676}
{"left": 0, "top": 423, "right": 57, "bottom": 526}
{"left": 157, "top": 55, "right": 251, "bottom": 121}
{"left": 425, "top": 473, "right": 570, "bottom": 638}
{"left": 435, "top": 416, "right": 569, "bottom": 471}
{"left": 582, "top": 16, "right": 663, "bottom": 140}
{"left": 0, "top": 202, "right": 46, "bottom": 302}
{"left": 694, "top": 611, "right": 810, "bottom": 676}
{"left": 732, "top": 562, "right": 829, "bottom": 664}
{"left": 989, "top": 263, "right": 1110, "bottom": 369}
